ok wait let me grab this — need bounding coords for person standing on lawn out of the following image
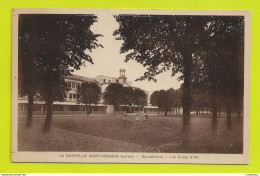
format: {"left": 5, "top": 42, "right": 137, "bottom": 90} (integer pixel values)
{"left": 135, "top": 112, "right": 140, "bottom": 120}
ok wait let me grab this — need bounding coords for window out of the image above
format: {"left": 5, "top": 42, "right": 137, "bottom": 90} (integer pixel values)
{"left": 35, "top": 105, "right": 42, "bottom": 111}
{"left": 69, "top": 93, "right": 77, "bottom": 101}
{"left": 71, "top": 105, "right": 80, "bottom": 111}
{"left": 72, "top": 83, "right": 76, "bottom": 89}
{"left": 67, "top": 82, "right": 72, "bottom": 88}
{"left": 53, "top": 105, "right": 63, "bottom": 111}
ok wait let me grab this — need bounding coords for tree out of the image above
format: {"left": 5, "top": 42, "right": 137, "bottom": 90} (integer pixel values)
{"left": 120, "top": 86, "right": 134, "bottom": 112}
{"left": 174, "top": 88, "right": 183, "bottom": 115}
{"left": 191, "top": 16, "right": 244, "bottom": 131}
{"left": 212, "top": 17, "right": 244, "bottom": 129}
{"left": 77, "top": 82, "right": 102, "bottom": 115}
{"left": 150, "top": 90, "right": 163, "bottom": 115}
{"left": 191, "top": 88, "right": 210, "bottom": 115}
{"left": 114, "top": 15, "right": 244, "bottom": 135}
{"left": 114, "top": 15, "right": 210, "bottom": 135}
{"left": 150, "top": 89, "right": 173, "bottom": 116}
{"left": 38, "top": 73, "right": 69, "bottom": 130}
{"left": 167, "top": 88, "right": 183, "bottom": 115}
{"left": 132, "top": 88, "right": 148, "bottom": 112}
{"left": 120, "top": 86, "right": 134, "bottom": 126}
{"left": 19, "top": 14, "right": 102, "bottom": 132}
{"left": 19, "top": 15, "right": 40, "bottom": 128}
{"left": 103, "top": 83, "right": 124, "bottom": 114}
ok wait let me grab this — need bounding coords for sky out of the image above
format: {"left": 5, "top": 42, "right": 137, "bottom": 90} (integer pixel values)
{"left": 74, "top": 14, "right": 183, "bottom": 93}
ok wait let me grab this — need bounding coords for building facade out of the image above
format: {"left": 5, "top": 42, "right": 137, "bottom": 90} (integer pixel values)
{"left": 18, "top": 69, "right": 159, "bottom": 116}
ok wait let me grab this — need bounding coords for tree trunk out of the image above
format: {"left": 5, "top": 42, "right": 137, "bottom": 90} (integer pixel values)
{"left": 237, "top": 102, "right": 243, "bottom": 124}
{"left": 182, "top": 50, "right": 192, "bottom": 137}
{"left": 201, "top": 107, "right": 204, "bottom": 116}
{"left": 212, "top": 90, "right": 218, "bottom": 134}
{"left": 124, "top": 104, "right": 127, "bottom": 126}
{"left": 165, "top": 109, "right": 168, "bottom": 116}
{"left": 88, "top": 103, "right": 91, "bottom": 115}
{"left": 42, "top": 98, "right": 53, "bottom": 133}
{"left": 218, "top": 105, "right": 221, "bottom": 118}
{"left": 113, "top": 104, "right": 116, "bottom": 116}
{"left": 237, "top": 96, "right": 243, "bottom": 125}
{"left": 227, "top": 101, "right": 232, "bottom": 130}
{"left": 85, "top": 104, "right": 89, "bottom": 115}
{"left": 238, "top": 34, "right": 244, "bottom": 125}
{"left": 26, "top": 93, "right": 34, "bottom": 128}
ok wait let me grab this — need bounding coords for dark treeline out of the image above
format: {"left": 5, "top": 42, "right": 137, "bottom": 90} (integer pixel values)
{"left": 103, "top": 83, "right": 148, "bottom": 114}
{"left": 150, "top": 88, "right": 182, "bottom": 116}
{"left": 114, "top": 15, "right": 244, "bottom": 135}
{"left": 77, "top": 82, "right": 102, "bottom": 115}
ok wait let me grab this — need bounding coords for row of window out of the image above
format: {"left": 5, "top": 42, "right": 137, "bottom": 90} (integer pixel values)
{"left": 68, "top": 93, "right": 77, "bottom": 101}
{"left": 103, "top": 79, "right": 111, "bottom": 83}
{"left": 67, "top": 81, "right": 80, "bottom": 89}
{"left": 18, "top": 104, "right": 106, "bottom": 112}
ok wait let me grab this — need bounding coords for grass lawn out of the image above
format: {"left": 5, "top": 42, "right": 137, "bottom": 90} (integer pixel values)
{"left": 18, "top": 114, "right": 243, "bottom": 153}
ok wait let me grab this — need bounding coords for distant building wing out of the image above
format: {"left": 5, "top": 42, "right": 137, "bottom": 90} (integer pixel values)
{"left": 65, "top": 74, "right": 99, "bottom": 84}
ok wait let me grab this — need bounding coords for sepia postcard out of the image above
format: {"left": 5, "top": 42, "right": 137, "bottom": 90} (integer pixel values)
{"left": 11, "top": 8, "right": 250, "bottom": 164}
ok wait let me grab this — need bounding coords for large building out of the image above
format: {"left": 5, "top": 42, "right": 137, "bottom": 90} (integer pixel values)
{"left": 18, "top": 69, "right": 159, "bottom": 115}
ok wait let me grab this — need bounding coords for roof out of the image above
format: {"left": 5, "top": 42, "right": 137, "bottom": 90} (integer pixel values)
{"left": 65, "top": 74, "right": 99, "bottom": 84}
{"left": 95, "top": 75, "right": 117, "bottom": 79}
